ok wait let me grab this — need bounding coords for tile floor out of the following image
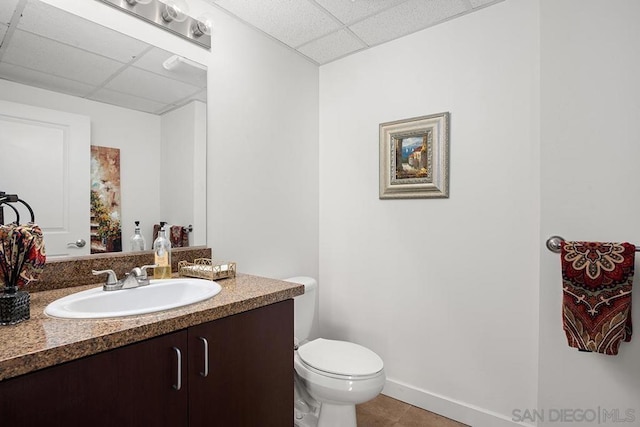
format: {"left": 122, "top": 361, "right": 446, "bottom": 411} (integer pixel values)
{"left": 356, "top": 394, "right": 468, "bottom": 427}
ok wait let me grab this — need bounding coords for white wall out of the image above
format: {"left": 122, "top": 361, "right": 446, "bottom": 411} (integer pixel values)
{"left": 0, "top": 78, "right": 162, "bottom": 248}
{"left": 160, "top": 100, "right": 207, "bottom": 246}
{"left": 538, "top": 0, "right": 640, "bottom": 425}
{"left": 319, "top": 1, "right": 540, "bottom": 426}
{"left": 205, "top": 5, "right": 319, "bottom": 279}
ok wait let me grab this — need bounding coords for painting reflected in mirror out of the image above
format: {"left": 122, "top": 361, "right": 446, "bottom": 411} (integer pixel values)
{"left": 91, "top": 146, "right": 122, "bottom": 254}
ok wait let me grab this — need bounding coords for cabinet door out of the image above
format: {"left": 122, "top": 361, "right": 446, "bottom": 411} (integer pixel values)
{"left": 0, "top": 330, "right": 189, "bottom": 427}
{"left": 188, "top": 300, "right": 294, "bottom": 427}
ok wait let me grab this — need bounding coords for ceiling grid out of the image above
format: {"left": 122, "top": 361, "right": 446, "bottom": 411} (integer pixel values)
{"left": 0, "top": 0, "right": 206, "bottom": 114}
{"left": 0, "top": 0, "right": 506, "bottom": 113}
{"left": 206, "top": 0, "right": 506, "bottom": 65}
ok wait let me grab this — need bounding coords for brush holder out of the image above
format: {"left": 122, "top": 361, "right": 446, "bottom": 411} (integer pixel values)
{"left": 0, "top": 287, "right": 30, "bottom": 325}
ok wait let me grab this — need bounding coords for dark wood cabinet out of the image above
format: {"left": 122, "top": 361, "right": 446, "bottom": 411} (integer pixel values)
{"left": 0, "top": 329, "right": 189, "bottom": 427}
{"left": 0, "top": 300, "right": 293, "bottom": 427}
{"left": 188, "top": 299, "right": 294, "bottom": 426}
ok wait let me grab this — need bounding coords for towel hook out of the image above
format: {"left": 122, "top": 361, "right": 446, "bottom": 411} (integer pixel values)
{"left": 546, "top": 235, "right": 565, "bottom": 253}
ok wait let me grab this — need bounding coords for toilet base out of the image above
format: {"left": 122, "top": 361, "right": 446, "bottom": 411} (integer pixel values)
{"left": 294, "top": 394, "right": 319, "bottom": 427}
{"left": 294, "top": 409, "right": 319, "bottom": 427}
{"left": 293, "top": 401, "right": 358, "bottom": 427}
{"left": 317, "top": 403, "right": 357, "bottom": 427}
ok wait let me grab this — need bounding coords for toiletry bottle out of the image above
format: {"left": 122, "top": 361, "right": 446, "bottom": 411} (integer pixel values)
{"left": 130, "top": 221, "right": 146, "bottom": 251}
{"left": 153, "top": 222, "right": 172, "bottom": 279}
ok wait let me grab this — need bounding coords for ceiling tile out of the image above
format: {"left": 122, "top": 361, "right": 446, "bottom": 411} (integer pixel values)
{"left": 89, "top": 88, "right": 167, "bottom": 114}
{"left": 314, "top": 0, "right": 408, "bottom": 25}
{"left": 214, "top": 0, "right": 341, "bottom": 47}
{"left": 349, "top": 0, "right": 468, "bottom": 46}
{"left": 0, "top": 62, "right": 95, "bottom": 97}
{"left": 297, "top": 29, "right": 366, "bottom": 64}
{"left": 155, "top": 94, "right": 206, "bottom": 115}
{"left": 104, "top": 66, "right": 201, "bottom": 105}
{"left": 0, "top": 0, "right": 19, "bottom": 25}
{"left": 3, "top": 30, "right": 125, "bottom": 85}
{"left": 205, "top": 0, "right": 506, "bottom": 64}
{"left": 133, "top": 47, "right": 207, "bottom": 89}
{"left": 469, "top": 0, "right": 503, "bottom": 7}
{"left": 0, "top": 0, "right": 208, "bottom": 115}
{"left": 18, "top": 1, "right": 150, "bottom": 63}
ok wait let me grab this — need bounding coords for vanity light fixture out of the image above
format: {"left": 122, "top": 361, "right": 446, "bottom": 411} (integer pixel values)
{"left": 96, "top": 0, "right": 211, "bottom": 49}
{"left": 161, "top": 0, "right": 189, "bottom": 23}
{"left": 192, "top": 12, "right": 214, "bottom": 37}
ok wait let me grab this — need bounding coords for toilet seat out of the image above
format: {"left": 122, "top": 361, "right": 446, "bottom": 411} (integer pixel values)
{"left": 297, "top": 338, "right": 384, "bottom": 379}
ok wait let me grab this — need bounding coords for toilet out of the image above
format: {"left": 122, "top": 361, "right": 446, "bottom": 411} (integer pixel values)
{"left": 285, "top": 277, "right": 385, "bottom": 427}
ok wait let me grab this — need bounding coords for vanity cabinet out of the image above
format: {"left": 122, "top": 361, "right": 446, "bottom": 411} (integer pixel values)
{"left": 188, "top": 299, "right": 294, "bottom": 426}
{"left": 0, "top": 329, "right": 189, "bottom": 426}
{"left": 0, "top": 300, "right": 293, "bottom": 427}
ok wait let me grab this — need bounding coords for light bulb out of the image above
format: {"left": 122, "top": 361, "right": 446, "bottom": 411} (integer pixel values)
{"left": 192, "top": 12, "right": 213, "bottom": 37}
{"left": 162, "top": 0, "right": 190, "bottom": 23}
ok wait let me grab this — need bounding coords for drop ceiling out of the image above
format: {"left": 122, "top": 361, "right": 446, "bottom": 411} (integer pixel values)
{"left": 206, "top": 0, "right": 506, "bottom": 65}
{"left": 0, "top": 0, "right": 206, "bottom": 115}
{"left": 0, "top": 0, "right": 504, "bottom": 114}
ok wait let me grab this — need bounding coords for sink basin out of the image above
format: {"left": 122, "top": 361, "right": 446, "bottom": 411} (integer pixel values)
{"left": 45, "top": 278, "right": 222, "bottom": 319}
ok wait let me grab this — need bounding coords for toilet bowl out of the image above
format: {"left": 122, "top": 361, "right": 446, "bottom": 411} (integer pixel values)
{"left": 295, "top": 338, "right": 385, "bottom": 427}
{"left": 285, "top": 277, "right": 385, "bottom": 427}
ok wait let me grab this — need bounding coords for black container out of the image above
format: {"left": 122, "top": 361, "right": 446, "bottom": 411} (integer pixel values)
{"left": 0, "top": 288, "right": 30, "bottom": 325}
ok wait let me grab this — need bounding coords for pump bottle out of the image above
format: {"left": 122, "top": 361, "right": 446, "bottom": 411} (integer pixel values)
{"left": 153, "top": 222, "right": 172, "bottom": 279}
{"left": 130, "top": 221, "right": 146, "bottom": 251}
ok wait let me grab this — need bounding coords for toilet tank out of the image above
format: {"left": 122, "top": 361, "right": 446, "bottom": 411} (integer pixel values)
{"left": 284, "top": 276, "right": 317, "bottom": 343}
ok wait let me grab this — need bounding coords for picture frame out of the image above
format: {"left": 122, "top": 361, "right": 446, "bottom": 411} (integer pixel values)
{"left": 90, "top": 145, "right": 122, "bottom": 253}
{"left": 379, "top": 112, "right": 450, "bottom": 199}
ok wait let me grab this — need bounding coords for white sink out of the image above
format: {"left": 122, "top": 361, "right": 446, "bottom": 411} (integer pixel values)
{"left": 45, "top": 278, "right": 222, "bottom": 319}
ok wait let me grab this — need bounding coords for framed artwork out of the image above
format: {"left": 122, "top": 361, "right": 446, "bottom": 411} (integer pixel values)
{"left": 379, "top": 112, "right": 450, "bottom": 199}
{"left": 90, "top": 145, "right": 122, "bottom": 253}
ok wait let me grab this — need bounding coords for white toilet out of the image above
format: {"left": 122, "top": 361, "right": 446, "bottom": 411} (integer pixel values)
{"left": 285, "top": 277, "right": 386, "bottom": 427}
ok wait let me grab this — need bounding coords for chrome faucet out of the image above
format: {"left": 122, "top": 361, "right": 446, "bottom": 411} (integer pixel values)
{"left": 92, "top": 265, "right": 157, "bottom": 291}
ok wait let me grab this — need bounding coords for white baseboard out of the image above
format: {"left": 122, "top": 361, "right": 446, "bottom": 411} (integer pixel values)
{"left": 382, "top": 379, "right": 535, "bottom": 427}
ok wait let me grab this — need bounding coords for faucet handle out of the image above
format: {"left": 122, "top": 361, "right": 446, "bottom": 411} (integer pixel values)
{"left": 92, "top": 269, "right": 118, "bottom": 285}
{"left": 139, "top": 264, "right": 157, "bottom": 279}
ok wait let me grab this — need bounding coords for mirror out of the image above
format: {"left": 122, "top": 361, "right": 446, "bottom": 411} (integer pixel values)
{"left": 0, "top": 0, "right": 207, "bottom": 257}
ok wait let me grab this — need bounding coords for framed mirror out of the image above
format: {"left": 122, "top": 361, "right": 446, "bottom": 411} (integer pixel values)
{"left": 0, "top": 0, "right": 207, "bottom": 257}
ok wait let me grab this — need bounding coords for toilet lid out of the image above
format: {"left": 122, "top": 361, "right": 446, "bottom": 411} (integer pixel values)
{"left": 297, "top": 338, "right": 383, "bottom": 377}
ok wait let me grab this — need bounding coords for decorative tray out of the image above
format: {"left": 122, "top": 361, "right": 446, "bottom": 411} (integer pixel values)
{"left": 177, "top": 258, "right": 236, "bottom": 280}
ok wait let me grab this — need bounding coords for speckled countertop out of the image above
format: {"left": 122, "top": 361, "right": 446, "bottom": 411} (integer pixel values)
{"left": 0, "top": 273, "right": 303, "bottom": 381}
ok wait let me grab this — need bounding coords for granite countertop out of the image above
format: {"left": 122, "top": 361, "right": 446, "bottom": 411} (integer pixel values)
{"left": 0, "top": 274, "right": 303, "bottom": 381}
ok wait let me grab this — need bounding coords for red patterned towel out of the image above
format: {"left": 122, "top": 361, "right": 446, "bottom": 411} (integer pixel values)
{"left": 0, "top": 223, "right": 46, "bottom": 289}
{"left": 153, "top": 224, "right": 189, "bottom": 248}
{"left": 561, "top": 241, "right": 635, "bottom": 355}
{"left": 170, "top": 225, "right": 189, "bottom": 248}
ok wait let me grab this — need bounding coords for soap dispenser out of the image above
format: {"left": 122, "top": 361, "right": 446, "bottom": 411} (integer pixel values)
{"left": 153, "top": 222, "right": 172, "bottom": 279}
{"left": 130, "top": 221, "right": 146, "bottom": 251}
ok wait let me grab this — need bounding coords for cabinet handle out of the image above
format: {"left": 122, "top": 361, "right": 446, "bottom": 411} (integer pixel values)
{"left": 199, "top": 336, "right": 209, "bottom": 377}
{"left": 172, "top": 347, "right": 182, "bottom": 391}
